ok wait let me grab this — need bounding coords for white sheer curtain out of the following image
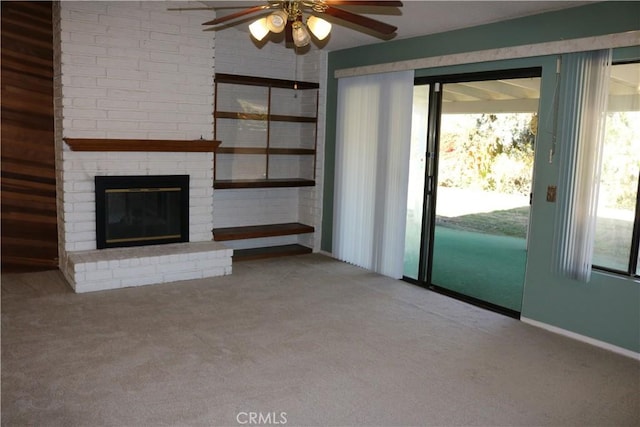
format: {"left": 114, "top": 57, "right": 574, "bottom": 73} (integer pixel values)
{"left": 333, "top": 70, "right": 413, "bottom": 279}
{"left": 553, "top": 49, "right": 612, "bottom": 282}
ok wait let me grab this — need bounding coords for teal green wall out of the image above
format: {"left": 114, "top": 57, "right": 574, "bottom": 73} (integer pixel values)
{"left": 322, "top": 2, "right": 640, "bottom": 352}
{"left": 522, "top": 45, "right": 640, "bottom": 353}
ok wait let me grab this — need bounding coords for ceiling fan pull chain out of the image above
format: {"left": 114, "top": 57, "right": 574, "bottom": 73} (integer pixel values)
{"left": 294, "top": 47, "right": 299, "bottom": 96}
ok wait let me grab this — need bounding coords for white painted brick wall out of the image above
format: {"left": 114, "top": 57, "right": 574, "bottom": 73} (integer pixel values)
{"left": 53, "top": 2, "right": 66, "bottom": 261}
{"left": 54, "top": 1, "right": 220, "bottom": 291}
{"left": 212, "top": 188, "right": 299, "bottom": 228}
{"left": 58, "top": 1, "right": 214, "bottom": 140}
{"left": 64, "top": 241, "right": 232, "bottom": 293}
{"left": 56, "top": 0, "right": 215, "bottom": 247}
{"left": 302, "top": 50, "right": 327, "bottom": 251}
{"left": 215, "top": 27, "right": 301, "bottom": 80}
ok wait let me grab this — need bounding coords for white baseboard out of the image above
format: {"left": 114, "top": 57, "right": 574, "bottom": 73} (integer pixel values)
{"left": 521, "top": 317, "right": 640, "bottom": 360}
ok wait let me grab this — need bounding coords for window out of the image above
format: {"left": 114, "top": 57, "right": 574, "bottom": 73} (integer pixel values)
{"left": 592, "top": 62, "right": 640, "bottom": 277}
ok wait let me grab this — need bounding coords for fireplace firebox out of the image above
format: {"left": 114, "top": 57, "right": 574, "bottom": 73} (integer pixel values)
{"left": 95, "top": 175, "right": 189, "bottom": 249}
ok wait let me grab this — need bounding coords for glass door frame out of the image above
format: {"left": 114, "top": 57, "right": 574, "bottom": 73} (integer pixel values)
{"left": 405, "top": 67, "right": 543, "bottom": 318}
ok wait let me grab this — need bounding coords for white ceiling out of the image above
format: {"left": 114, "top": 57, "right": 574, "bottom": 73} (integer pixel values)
{"left": 196, "top": 1, "right": 639, "bottom": 114}
{"left": 199, "top": 1, "right": 592, "bottom": 51}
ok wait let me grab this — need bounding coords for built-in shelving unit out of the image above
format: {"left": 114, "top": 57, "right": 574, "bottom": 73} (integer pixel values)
{"left": 213, "top": 73, "right": 319, "bottom": 188}
{"left": 213, "top": 73, "right": 319, "bottom": 259}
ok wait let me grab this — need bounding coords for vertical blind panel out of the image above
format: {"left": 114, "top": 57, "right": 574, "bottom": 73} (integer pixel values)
{"left": 334, "top": 71, "right": 414, "bottom": 278}
{"left": 553, "top": 49, "right": 612, "bottom": 281}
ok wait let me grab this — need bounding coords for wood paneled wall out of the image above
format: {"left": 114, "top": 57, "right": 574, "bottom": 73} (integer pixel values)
{"left": 1, "top": 2, "right": 58, "bottom": 272}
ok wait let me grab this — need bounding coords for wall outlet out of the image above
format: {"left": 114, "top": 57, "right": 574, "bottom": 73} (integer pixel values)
{"left": 547, "top": 185, "right": 557, "bottom": 202}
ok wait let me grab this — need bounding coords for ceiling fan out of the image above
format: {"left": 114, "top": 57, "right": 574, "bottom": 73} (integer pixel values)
{"left": 174, "top": 1, "right": 403, "bottom": 48}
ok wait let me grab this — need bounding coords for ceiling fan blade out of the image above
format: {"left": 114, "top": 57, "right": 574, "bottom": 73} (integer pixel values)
{"left": 168, "top": 6, "right": 254, "bottom": 11}
{"left": 325, "top": 1, "right": 403, "bottom": 6}
{"left": 202, "top": 5, "right": 268, "bottom": 26}
{"left": 323, "top": 5, "right": 398, "bottom": 35}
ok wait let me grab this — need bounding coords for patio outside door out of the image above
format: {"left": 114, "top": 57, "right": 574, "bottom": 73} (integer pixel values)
{"left": 404, "top": 69, "right": 541, "bottom": 315}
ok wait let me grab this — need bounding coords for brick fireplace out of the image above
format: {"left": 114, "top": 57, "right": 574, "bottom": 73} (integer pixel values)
{"left": 57, "top": 140, "right": 231, "bottom": 293}
{"left": 52, "top": 1, "right": 231, "bottom": 293}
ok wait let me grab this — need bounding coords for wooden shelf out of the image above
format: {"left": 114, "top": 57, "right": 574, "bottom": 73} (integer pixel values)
{"left": 232, "top": 244, "right": 313, "bottom": 261}
{"left": 64, "top": 138, "right": 221, "bottom": 152}
{"left": 217, "top": 147, "right": 315, "bottom": 155}
{"left": 214, "top": 179, "right": 315, "bottom": 189}
{"left": 215, "top": 73, "right": 319, "bottom": 90}
{"left": 217, "top": 147, "right": 267, "bottom": 155}
{"left": 269, "top": 148, "right": 315, "bottom": 155}
{"left": 215, "top": 111, "right": 267, "bottom": 121}
{"left": 215, "top": 111, "right": 316, "bottom": 123}
{"left": 213, "top": 222, "right": 314, "bottom": 241}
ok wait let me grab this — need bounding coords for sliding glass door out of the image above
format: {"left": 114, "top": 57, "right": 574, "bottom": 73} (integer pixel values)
{"left": 404, "top": 70, "right": 541, "bottom": 314}
{"left": 404, "top": 84, "right": 431, "bottom": 280}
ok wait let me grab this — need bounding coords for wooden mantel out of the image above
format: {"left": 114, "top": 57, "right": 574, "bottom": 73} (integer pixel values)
{"left": 64, "top": 138, "right": 221, "bottom": 152}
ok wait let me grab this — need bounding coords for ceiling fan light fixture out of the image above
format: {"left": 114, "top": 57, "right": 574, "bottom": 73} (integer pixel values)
{"left": 306, "top": 15, "right": 331, "bottom": 40}
{"left": 266, "top": 10, "right": 287, "bottom": 33}
{"left": 249, "top": 17, "right": 269, "bottom": 41}
{"left": 291, "top": 20, "right": 311, "bottom": 48}
{"left": 201, "top": 0, "right": 402, "bottom": 50}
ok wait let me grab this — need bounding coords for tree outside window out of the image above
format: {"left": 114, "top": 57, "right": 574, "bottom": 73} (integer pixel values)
{"left": 592, "top": 62, "right": 640, "bottom": 276}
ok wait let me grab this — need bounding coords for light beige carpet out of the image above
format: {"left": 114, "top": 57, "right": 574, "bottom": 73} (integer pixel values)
{"left": 2, "top": 254, "right": 639, "bottom": 426}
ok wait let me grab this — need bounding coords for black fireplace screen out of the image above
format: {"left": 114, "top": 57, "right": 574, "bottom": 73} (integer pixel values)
{"left": 95, "top": 175, "right": 189, "bottom": 249}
